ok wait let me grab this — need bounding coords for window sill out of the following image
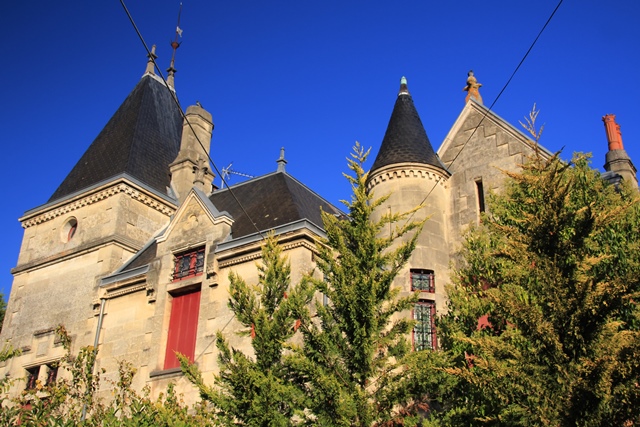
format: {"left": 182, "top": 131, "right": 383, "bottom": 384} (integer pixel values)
{"left": 172, "top": 272, "right": 203, "bottom": 283}
{"left": 149, "top": 367, "right": 183, "bottom": 379}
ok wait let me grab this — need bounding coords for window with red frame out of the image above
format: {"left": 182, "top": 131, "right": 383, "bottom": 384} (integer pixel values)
{"left": 413, "top": 300, "right": 436, "bottom": 351}
{"left": 410, "top": 269, "right": 435, "bottom": 293}
{"left": 173, "top": 247, "right": 205, "bottom": 281}
{"left": 25, "top": 366, "right": 39, "bottom": 390}
{"left": 164, "top": 287, "right": 201, "bottom": 369}
{"left": 24, "top": 364, "right": 58, "bottom": 390}
{"left": 46, "top": 365, "right": 58, "bottom": 385}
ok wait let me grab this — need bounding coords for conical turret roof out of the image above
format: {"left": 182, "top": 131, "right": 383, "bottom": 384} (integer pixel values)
{"left": 48, "top": 74, "right": 182, "bottom": 202}
{"left": 370, "top": 77, "right": 444, "bottom": 173}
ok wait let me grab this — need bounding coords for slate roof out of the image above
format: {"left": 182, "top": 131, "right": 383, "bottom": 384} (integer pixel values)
{"left": 209, "top": 172, "right": 343, "bottom": 239}
{"left": 48, "top": 75, "right": 183, "bottom": 202}
{"left": 370, "top": 81, "right": 445, "bottom": 173}
{"left": 123, "top": 240, "right": 158, "bottom": 271}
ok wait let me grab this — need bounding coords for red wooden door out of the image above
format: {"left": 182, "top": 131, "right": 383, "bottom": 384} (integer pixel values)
{"left": 164, "top": 289, "right": 201, "bottom": 369}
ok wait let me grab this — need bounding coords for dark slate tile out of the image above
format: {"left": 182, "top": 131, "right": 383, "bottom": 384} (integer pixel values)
{"left": 49, "top": 76, "right": 182, "bottom": 202}
{"left": 209, "top": 172, "right": 342, "bottom": 239}
{"left": 371, "top": 92, "right": 445, "bottom": 173}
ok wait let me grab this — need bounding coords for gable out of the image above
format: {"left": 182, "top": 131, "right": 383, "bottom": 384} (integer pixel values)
{"left": 438, "top": 100, "right": 552, "bottom": 174}
{"left": 157, "top": 189, "right": 233, "bottom": 248}
{"left": 439, "top": 100, "right": 554, "bottom": 253}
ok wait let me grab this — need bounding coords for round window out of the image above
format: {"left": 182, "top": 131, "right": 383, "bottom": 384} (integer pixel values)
{"left": 61, "top": 218, "right": 78, "bottom": 243}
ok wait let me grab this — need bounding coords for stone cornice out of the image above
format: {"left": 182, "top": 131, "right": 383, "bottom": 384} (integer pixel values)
{"left": 11, "top": 235, "right": 141, "bottom": 276}
{"left": 105, "top": 283, "right": 147, "bottom": 299}
{"left": 367, "top": 163, "right": 449, "bottom": 190}
{"left": 21, "top": 181, "right": 177, "bottom": 229}
{"left": 218, "top": 238, "right": 317, "bottom": 269}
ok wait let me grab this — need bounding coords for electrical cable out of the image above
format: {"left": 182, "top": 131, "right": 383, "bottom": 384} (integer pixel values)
{"left": 116, "top": 0, "right": 562, "bottom": 389}
{"left": 119, "top": 0, "right": 265, "bottom": 239}
{"left": 403, "top": 0, "right": 564, "bottom": 223}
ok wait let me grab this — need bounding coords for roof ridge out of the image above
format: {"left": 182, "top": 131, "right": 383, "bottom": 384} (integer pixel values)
{"left": 280, "top": 172, "right": 345, "bottom": 216}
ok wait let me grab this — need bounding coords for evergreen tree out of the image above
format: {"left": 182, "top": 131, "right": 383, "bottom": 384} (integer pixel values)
{"left": 181, "top": 235, "right": 312, "bottom": 426}
{"left": 439, "top": 152, "right": 640, "bottom": 426}
{"left": 287, "top": 143, "right": 451, "bottom": 427}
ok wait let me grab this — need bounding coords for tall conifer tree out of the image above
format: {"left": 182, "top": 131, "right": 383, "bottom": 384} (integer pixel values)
{"left": 439, "top": 152, "right": 640, "bottom": 426}
{"left": 286, "top": 143, "right": 451, "bottom": 427}
{"left": 181, "top": 235, "right": 312, "bottom": 426}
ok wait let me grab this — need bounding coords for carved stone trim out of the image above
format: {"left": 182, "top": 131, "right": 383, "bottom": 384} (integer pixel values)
{"left": 217, "top": 252, "right": 262, "bottom": 268}
{"left": 218, "top": 240, "right": 316, "bottom": 268}
{"left": 12, "top": 236, "right": 141, "bottom": 275}
{"left": 21, "top": 183, "right": 176, "bottom": 229}
{"left": 367, "top": 166, "right": 447, "bottom": 190}
{"left": 105, "top": 283, "right": 147, "bottom": 299}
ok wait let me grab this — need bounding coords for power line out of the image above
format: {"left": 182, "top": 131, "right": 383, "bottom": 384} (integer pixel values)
{"left": 119, "top": 0, "right": 265, "bottom": 239}
{"left": 406, "top": 0, "right": 564, "bottom": 222}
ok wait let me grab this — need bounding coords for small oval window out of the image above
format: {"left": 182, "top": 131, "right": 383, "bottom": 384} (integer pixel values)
{"left": 61, "top": 218, "right": 78, "bottom": 243}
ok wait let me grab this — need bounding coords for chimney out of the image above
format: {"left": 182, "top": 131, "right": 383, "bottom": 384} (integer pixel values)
{"left": 170, "top": 103, "right": 215, "bottom": 201}
{"left": 602, "top": 114, "right": 624, "bottom": 151}
{"left": 602, "top": 114, "right": 637, "bottom": 188}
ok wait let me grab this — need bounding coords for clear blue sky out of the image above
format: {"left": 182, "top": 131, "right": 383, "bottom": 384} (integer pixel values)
{"left": 1, "top": 1, "right": 639, "bottom": 299}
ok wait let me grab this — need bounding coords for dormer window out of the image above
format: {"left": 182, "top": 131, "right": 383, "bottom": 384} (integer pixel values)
{"left": 173, "top": 247, "right": 205, "bottom": 281}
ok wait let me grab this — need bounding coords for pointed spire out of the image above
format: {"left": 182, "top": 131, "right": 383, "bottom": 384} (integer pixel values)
{"left": 49, "top": 75, "right": 183, "bottom": 203}
{"left": 167, "top": 3, "right": 183, "bottom": 88}
{"left": 166, "top": 59, "right": 177, "bottom": 88}
{"left": 144, "top": 45, "right": 157, "bottom": 76}
{"left": 399, "top": 76, "right": 410, "bottom": 96}
{"left": 276, "top": 147, "right": 287, "bottom": 172}
{"left": 370, "top": 77, "right": 445, "bottom": 174}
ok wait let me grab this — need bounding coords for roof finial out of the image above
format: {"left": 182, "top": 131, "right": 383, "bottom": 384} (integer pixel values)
{"left": 399, "top": 76, "right": 410, "bottom": 96}
{"left": 166, "top": 3, "right": 183, "bottom": 88}
{"left": 463, "top": 70, "right": 483, "bottom": 104}
{"left": 276, "top": 147, "right": 287, "bottom": 172}
{"left": 144, "top": 45, "right": 158, "bottom": 76}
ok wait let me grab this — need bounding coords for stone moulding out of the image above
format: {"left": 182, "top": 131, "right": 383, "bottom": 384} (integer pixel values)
{"left": 12, "top": 236, "right": 140, "bottom": 275}
{"left": 218, "top": 240, "right": 316, "bottom": 269}
{"left": 367, "top": 164, "right": 448, "bottom": 190}
{"left": 106, "top": 283, "right": 147, "bottom": 299}
{"left": 21, "top": 182, "right": 176, "bottom": 229}
{"left": 33, "top": 327, "right": 56, "bottom": 337}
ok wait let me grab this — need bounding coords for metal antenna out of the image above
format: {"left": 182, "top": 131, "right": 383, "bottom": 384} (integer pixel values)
{"left": 221, "top": 162, "right": 254, "bottom": 188}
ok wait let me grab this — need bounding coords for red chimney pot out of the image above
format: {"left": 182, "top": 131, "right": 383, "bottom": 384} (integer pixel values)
{"left": 602, "top": 114, "right": 624, "bottom": 151}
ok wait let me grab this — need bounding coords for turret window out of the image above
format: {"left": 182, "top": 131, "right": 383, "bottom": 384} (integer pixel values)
{"left": 413, "top": 300, "right": 437, "bottom": 351}
{"left": 173, "top": 247, "right": 205, "bottom": 281}
{"left": 410, "top": 269, "right": 435, "bottom": 293}
{"left": 475, "top": 179, "right": 486, "bottom": 214}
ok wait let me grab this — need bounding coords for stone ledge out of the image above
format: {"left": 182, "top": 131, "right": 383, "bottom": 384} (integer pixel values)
{"left": 149, "top": 367, "right": 183, "bottom": 379}
{"left": 12, "top": 235, "right": 141, "bottom": 275}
